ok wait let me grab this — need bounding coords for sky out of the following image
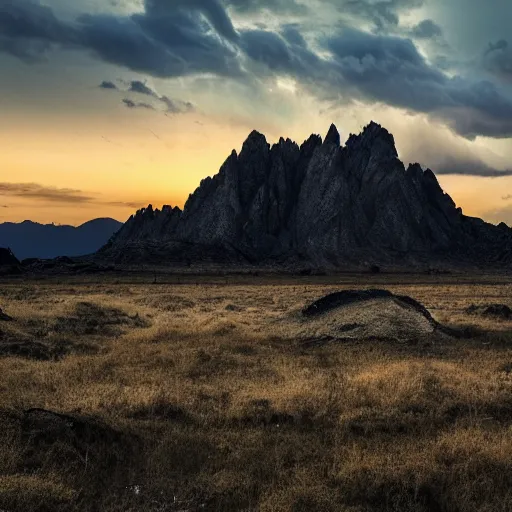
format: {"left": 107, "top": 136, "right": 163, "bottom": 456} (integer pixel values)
{"left": 1, "top": 0, "right": 512, "bottom": 226}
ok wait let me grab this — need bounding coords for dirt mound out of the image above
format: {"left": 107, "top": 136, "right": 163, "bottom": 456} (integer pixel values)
{"left": 466, "top": 304, "right": 512, "bottom": 320}
{"left": 288, "top": 289, "right": 458, "bottom": 345}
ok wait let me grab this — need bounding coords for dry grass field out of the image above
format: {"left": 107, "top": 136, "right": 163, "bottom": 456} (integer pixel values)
{"left": 2, "top": 273, "right": 512, "bottom": 511}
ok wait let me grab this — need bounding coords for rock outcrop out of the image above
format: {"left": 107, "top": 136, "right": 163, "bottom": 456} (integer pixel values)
{"left": 99, "top": 122, "right": 512, "bottom": 268}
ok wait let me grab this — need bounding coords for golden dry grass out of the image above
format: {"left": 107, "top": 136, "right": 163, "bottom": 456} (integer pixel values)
{"left": 1, "top": 275, "right": 512, "bottom": 511}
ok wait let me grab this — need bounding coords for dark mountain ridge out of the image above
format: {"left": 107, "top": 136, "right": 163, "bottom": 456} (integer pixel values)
{"left": 0, "top": 218, "right": 123, "bottom": 260}
{"left": 100, "top": 122, "right": 512, "bottom": 269}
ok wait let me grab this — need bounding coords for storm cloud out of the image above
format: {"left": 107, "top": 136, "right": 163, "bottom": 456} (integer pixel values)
{"left": 2, "top": 0, "right": 512, "bottom": 142}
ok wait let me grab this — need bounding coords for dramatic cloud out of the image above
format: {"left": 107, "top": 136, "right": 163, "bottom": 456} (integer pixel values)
{"left": 144, "top": 0, "right": 239, "bottom": 42}
{"left": 3, "top": 0, "right": 512, "bottom": 141}
{"left": 320, "top": 29, "right": 512, "bottom": 138}
{"left": 0, "top": 0, "right": 78, "bottom": 61}
{"left": 236, "top": 25, "right": 512, "bottom": 138}
{"left": 240, "top": 30, "right": 293, "bottom": 71}
{"left": 0, "top": 182, "right": 93, "bottom": 203}
{"left": 0, "top": 0, "right": 241, "bottom": 78}
{"left": 434, "top": 158, "right": 512, "bottom": 177}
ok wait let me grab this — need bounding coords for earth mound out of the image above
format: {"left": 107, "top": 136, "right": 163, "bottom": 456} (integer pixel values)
{"left": 290, "top": 289, "right": 457, "bottom": 345}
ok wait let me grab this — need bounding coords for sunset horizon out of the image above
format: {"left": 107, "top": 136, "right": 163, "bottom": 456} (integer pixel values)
{"left": 1, "top": 0, "right": 512, "bottom": 227}
{"left": 2, "top": 121, "right": 512, "bottom": 227}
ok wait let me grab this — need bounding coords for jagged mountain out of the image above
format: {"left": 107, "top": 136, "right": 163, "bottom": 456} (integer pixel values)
{"left": 0, "top": 218, "right": 123, "bottom": 260}
{"left": 100, "top": 122, "right": 512, "bottom": 268}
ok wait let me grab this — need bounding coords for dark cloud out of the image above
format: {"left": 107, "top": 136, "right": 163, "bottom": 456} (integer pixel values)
{"left": 3, "top": 0, "right": 512, "bottom": 140}
{"left": 0, "top": 0, "right": 242, "bottom": 78}
{"left": 240, "top": 25, "right": 320, "bottom": 79}
{"left": 0, "top": 0, "right": 78, "bottom": 61}
{"left": 145, "top": 0, "right": 239, "bottom": 42}
{"left": 240, "top": 30, "right": 293, "bottom": 71}
{"left": 434, "top": 157, "right": 512, "bottom": 177}
{"left": 338, "top": 0, "right": 423, "bottom": 31}
{"left": 122, "top": 98, "right": 155, "bottom": 109}
{"left": 99, "top": 78, "right": 194, "bottom": 114}
{"left": 502, "top": 195, "right": 512, "bottom": 201}
{"left": 410, "top": 19, "right": 443, "bottom": 39}
{"left": 99, "top": 80, "right": 118, "bottom": 89}
{"left": 319, "top": 29, "right": 512, "bottom": 138}
{"left": 0, "top": 182, "right": 94, "bottom": 203}
{"left": 236, "top": 25, "right": 512, "bottom": 139}
{"left": 226, "top": 0, "right": 308, "bottom": 15}
{"left": 483, "top": 40, "right": 512, "bottom": 83}
{"left": 129, "top": 80, "right": 158, "bottom": 96}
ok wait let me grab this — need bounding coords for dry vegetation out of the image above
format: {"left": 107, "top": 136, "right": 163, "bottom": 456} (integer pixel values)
{"left": 2, "top": 273, "right": 512, "bottom": 511}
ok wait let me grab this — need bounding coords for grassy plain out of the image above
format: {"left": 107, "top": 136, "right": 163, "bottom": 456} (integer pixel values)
{"left": 2, "top": 272, "right": 512, "bottom": 511}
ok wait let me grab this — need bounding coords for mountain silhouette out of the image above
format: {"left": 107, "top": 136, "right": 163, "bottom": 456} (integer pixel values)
{"left": 0, "top": 218, "right": 122, "bottom": 260}
{"left": 100, "top": 122, "right": 512, "bottom": 268}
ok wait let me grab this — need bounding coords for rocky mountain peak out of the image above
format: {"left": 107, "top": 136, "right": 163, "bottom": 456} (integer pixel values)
{"left": 101, "top": 122, "right": 512, "bottom": 268}
{"left": 346, "top": 121, "right": 398, "bottom": 160}
{"left": 300, "top": 134, "right": 322, "bottom": 154}
{"left": 324, "top": 123, "right": 341, "bottom": 146}
{"left": 241, "top": 130, "right": 269, "bottom": 155}
{"left": 406, "top": 163, "right": 424, "bottom": 179}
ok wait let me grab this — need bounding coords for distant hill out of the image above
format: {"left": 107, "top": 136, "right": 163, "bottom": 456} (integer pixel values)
{"left": 0, "top": 218, "right": 123, "bottom": 260}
